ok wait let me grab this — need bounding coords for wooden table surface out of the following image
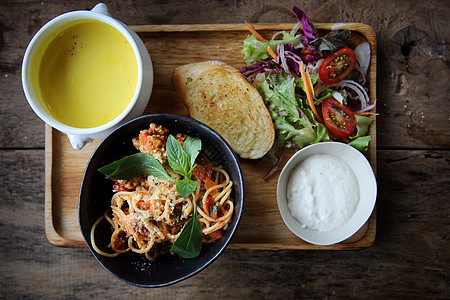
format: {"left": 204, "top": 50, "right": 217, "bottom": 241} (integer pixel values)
{"left": 1, "top": 0, "right": 448, "bottom": 298}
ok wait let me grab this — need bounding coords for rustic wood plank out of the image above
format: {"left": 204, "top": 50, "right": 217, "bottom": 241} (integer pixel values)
{"left": 1, "top": 149, "right": 448, "bottom": 298}
{"left": 1, "top": 0, "right": 449, "bottom": 298}
{"left": 0, "top": 0, "right": 448, "bottom": 149}
{"left": 372, "top": 1, "right": 450, "bottom": 149}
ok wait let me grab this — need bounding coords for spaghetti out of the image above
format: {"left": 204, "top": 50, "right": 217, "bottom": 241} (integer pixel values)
{"left": 91, "top": 123, "right": 234, "bottom": 260}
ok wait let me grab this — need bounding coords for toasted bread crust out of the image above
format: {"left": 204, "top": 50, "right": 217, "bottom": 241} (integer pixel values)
{"left": 173, "top": 61, "right": 274, "bottom": 159}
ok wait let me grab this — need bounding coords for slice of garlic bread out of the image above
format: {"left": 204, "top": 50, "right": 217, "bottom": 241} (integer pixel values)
{"left": 173, "top": 61, "right": 274, "bottom": 159}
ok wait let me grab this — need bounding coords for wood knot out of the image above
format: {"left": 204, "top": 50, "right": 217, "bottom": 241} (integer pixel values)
{"left": 392, "top": 26, "right": 425, "bottom": 58}
{"left": 400, "top": 41, "right": 416, "bottom": 57}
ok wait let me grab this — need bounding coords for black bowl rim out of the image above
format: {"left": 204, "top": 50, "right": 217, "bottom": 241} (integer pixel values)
{"left": 78, "top": 113, "right": 244, "bottom": 287}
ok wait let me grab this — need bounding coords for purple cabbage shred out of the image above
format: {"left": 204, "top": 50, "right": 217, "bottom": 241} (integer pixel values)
{"left": 288, "top": 139, "right": 301, "bottom": 150}
{"left": 292, "top": 7, "right": 318, "bottom": 40}
{"left": 240, "top": 59, "right": 282, "bottom": 77}
{"left": 275, "top": 43, "right": 304, "bottom": 75}
{"left": 263, "top": 148, "right": 285, "bottom": 181}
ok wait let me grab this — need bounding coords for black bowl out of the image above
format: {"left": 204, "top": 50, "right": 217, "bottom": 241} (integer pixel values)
{"left": 79, "top": 114, "right": 244, "bottom": 287}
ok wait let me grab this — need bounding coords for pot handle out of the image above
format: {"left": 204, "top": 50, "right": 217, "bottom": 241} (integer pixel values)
{"left": 90, "top": 3, "right": 112, "bottom": 17}
{"left": 67, "top": 134, "right": 93, "bottom": 150}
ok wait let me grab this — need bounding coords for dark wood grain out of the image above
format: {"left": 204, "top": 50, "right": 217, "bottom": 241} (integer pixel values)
{"left": 0, "top": 0, "right": 448, "bottom": 150}
{"left": 1, "top": 0, "right": 449, "bottom": 298}
{"left": 1, "top": 150, "right": 448, "bottom": 298}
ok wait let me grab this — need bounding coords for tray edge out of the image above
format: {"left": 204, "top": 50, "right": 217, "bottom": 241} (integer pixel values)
{"left": 45, "top": 125, "right": 87, "bottom": 247}
{"left": 45, "top": 22, "right": 377, "bottom": 249}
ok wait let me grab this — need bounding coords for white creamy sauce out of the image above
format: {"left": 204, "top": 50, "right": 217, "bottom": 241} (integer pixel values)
{"left": 286, "top": 154, "right": 359, "bottom": 232}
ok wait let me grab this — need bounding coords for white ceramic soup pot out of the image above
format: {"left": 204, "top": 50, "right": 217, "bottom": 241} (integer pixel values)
{"left": 22, "top": 3, "right": 153, "bottom": 150}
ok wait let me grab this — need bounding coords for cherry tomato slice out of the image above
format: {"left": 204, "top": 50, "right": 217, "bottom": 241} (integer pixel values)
{"left": 318, "top": 48, "right": 356, "bottom": 85}
{"left": 321, "top": 98, "right": 356, "bottom": 138}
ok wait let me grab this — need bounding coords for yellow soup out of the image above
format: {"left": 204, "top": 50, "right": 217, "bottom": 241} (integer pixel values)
{"left": 35, "top": 20, "right": 138, "bottom": 128}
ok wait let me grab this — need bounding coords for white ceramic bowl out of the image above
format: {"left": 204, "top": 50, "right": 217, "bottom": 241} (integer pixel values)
{"left": 21, "top": 3, "right": 153, "bottom": 150}
{"left": 277, "top": 142, "right": 377, "bottom": 245}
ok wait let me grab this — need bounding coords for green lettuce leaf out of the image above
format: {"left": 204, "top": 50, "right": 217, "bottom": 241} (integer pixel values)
{"left": 348, "top": 136, "right": 372, "bottom": 152}
{"left": 257, "top": 72, "right": 330, "bottom": 151}
{"left": 309, "top": 30, "right": 352, "bottom": 52}
{"left": 351, "top": 115, "right": 373, "bottom": 139}
{"left": 242, "top": 32, "right": 301, "bottom": 65}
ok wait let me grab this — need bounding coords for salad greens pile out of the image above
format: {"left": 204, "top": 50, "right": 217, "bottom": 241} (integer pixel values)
{"left": 240, "top": 7, "right": 376, "bottom": 163}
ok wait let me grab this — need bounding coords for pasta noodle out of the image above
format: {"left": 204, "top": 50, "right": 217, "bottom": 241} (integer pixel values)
{"left": 91, "top": 123, "right": 234, "bottom": 260}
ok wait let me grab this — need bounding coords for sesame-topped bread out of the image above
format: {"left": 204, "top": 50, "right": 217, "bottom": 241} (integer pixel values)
{"left": 173, "top": 61, "right": 275, "bottom": 159}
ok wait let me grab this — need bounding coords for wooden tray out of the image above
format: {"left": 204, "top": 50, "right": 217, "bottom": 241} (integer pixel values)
{"left": 45, "top": 23, "right": 377, "bottom": 250}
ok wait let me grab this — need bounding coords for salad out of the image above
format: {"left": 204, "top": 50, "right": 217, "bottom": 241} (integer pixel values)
{"left": 240, "top": 7, "right": 376, "bottom": 171}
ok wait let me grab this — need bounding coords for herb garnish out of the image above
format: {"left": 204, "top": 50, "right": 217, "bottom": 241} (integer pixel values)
{"left": 98, "top": 134, "right": 203, "bottom": 259}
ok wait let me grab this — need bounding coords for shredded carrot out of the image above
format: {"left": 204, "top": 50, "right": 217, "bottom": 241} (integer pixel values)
{"left": 300, "top": 61, "right": 323, "bottom": 123}
{"left": 354, "top": 111, "right": 377, "bottom": 116}
{"left": 267, "top": 46, "right": 278, "bottom": 63}
{"left": 245, "top": 21, "right": 264, "bottom": 42}
{"left": 305, "top": 67, "right": 315, "bottom": 98}
{"left": 250, "top": 75, "right": 260, "bottom": 86}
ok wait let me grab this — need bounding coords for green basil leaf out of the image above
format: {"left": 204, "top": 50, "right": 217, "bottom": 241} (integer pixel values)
{"left": 98, "top": 156, "right": 130, "bottom": 176}
{"left": 176, "top": 178, "right": 198, "bottom": 200}
{"left": 166, "top": 135, "right": 190, "bottom": 177}
{"left": 187, "top": 164, "right": 197, "bottom": 178}
{"left": 98, "top": 153, "right": 171, "bottom": 180}
{"left": 170, "top": 213, "right": 202, "bottom": 258}
{"left": 183, "top": 137, "right": 202, "bottom": 168}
